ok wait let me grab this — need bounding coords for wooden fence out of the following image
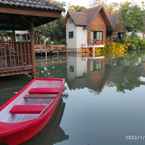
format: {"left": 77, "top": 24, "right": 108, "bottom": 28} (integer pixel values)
{"left": 0, "top": 41, "right": 33, "bottom": 76}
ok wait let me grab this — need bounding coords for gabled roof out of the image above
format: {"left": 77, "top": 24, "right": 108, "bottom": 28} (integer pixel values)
{"left": 108, "top": 14, "right": 125, "bottom": 32}
{"left": 108, "top": 15, "right": 117, "bottom": 29}
{"left": 67, "top": 6, "right": 111, "bottom": 28}
{"left": 0, "top": 0, "right": 63, "bottom": 12}
{"left": 68, "top": 11, "right": 88, "bottom": 26}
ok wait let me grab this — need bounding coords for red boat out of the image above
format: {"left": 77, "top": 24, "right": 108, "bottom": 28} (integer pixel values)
{"left": 0, "top": 78, "right": 65, "bottom": 145}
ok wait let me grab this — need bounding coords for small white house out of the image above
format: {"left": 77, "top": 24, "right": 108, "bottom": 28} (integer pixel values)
{"left": 66, "top": 15, "right": 88, "bottom": 51}
{"left": 127, "top": 32, "right": 145, "bottom": 39}
{"left": 66, "top": 6, "right": 112, "bottom": 52}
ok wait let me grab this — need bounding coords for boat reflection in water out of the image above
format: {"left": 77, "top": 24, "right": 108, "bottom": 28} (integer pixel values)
{"left": 23, "top": 100, "right": 69, "bottom": 145}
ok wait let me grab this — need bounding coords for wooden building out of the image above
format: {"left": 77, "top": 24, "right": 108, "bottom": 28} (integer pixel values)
{"left": 108, "top": 14, "right": 125, "bottom": 41}
{"left": 66, "top": 6, "right": 112, "bottom": 51}
{"left": 0, "top": 0, "right": 63, "bottom": 77}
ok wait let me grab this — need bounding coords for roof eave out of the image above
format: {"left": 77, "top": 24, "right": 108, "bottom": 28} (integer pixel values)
{"left": 0, "top": 6, "right": 61, "bottom": 18}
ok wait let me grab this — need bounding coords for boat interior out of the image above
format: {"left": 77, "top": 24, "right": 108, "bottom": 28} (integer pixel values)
{"left": 0, "top": 79, "right": 63, "bottom": 123}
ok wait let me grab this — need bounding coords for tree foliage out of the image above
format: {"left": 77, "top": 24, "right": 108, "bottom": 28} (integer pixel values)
{"left": 94, "top": 0, "right": 145, "bottom": 32}
{"left": 37, "top": 16, "right": 66, "bottom": 44}
{"left": 68, "top": 5, "right": 86, "bottom": 12}
{"left": 35, "top": 1, "right": 66, "bottom": 44}
{"left": 120, "top": 2, "right": 145, "bottom": 32}
{"left": 35, "top": 4, "right": 87, "bottom": 44}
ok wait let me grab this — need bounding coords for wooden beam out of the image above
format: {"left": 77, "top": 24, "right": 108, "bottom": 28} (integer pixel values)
{"left": 0, "top": 7, "right": 61, "bottom": 18}
{"left": 29, "top": 24, "right": 36, "bottom": 78}
{"left": 0, "top": 13, "right": 55, "bottom": 30}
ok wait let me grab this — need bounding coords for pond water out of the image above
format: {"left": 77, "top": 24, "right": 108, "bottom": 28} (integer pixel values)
{"left": 1, "top": 51, "right": 145, "bottom": 145}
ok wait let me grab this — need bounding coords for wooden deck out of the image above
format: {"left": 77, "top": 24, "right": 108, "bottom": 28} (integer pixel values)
{"left": 34, "top": 44, "right": 66, "bottom": 54}
{"left": 0, "top": 65, "right": 32, "bottom": 77}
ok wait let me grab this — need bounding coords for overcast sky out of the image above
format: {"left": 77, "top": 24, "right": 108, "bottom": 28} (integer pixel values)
{"left": 57, "top": 0, "right": 144, "bottom": 7}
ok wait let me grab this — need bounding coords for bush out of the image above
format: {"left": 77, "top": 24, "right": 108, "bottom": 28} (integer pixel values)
{"left": 103, "top": 42, "right": 128, "bottom": 58}
{"left": 125, "top": 33, "right": 145, "bottom": 50}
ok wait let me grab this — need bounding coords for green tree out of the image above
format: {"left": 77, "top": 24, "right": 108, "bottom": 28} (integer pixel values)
{"left": 120, "top": 2, "right": 145, "bottom": 32}
{"left": 35, "top": 2, "right": 66, "bottom": 44}
{"left": 68, "top": 5, "right": 86, "bottom": 12}
{"left": 38, "top": 16, "right": 66, "bottom": 44}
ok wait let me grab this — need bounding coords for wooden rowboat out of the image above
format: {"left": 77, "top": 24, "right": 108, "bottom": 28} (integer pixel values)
{"left": 0, "top": 78, "right": 65, "bottom": 145}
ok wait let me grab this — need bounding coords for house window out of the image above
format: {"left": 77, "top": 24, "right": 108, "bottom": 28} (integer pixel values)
{"left": 69, "top": 65, "right": 74, "bottom": 72}
{"left": 69, "top": 31, "right": 74, "bottom": 39}
{"left": 93, "top": 31, "right": 103, "bottom": 41}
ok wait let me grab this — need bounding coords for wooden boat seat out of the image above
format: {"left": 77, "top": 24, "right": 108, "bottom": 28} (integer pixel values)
{"left": 24, "top": 94, "right": 56, "bottom": 99}
{"left": 10, "top": 105, "right": 46, "bottom": 114}
{"left": 29, "top": 88, "right": 59, "bottom": 94}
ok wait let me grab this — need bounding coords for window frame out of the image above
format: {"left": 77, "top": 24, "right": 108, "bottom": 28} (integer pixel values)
{"left": 68, "top": 31, "right": 74, "bottom": 39}
{"left": 93, "top": 31, "right": 103, "bottom": 41}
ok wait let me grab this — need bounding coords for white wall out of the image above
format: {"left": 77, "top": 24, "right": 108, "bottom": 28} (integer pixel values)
{"left": 127, "top": 32, "right": 145, "bottom": 39}
{"left": 66, "top": 18, "right": 88, "bottom": 52}
{"left": 89, "top": 31, "right": 94, "bottom": 44}
{"left": 66, "top": 18, "right": 77, "bottom": 50}
{"left": 136, "top": 32, "right": 145, "bottom": 39}
{"left": 67, "top": 54, "right": 87, "bottom": 80}
{"left": 76, "top": 27, "right": 88, "bottom": 50}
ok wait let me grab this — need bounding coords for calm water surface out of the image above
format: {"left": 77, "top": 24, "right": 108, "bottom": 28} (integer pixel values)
{"left": 1, "top": 51, "right": 145, "bottom": 145}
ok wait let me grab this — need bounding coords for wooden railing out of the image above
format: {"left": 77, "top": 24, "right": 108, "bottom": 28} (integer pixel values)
{"left": 34, "top": 44, "right": 66, "bottom": 53}
{"left": 0, "top": 41, "right": 33, "bottom": 76}
{"left": 92, "top": 40, "right": 105, "bottom": 45}
{"left": 0, "top": 41, "right": 32, "bottom": 68}
{"left": 87, "top": 40, "right": 113, "bottom": 46}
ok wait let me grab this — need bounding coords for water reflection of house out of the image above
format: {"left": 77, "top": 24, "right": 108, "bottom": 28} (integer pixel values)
{"left": 67, "top": 54, "right": 108, "bottom": 93}
{"left": 66, "top": 6, "right": 112, "bottom": 52}
{"left": 87, "top": 56, "right": 108, "bottom": 92}
{"left": 67, "top": 53, "right": 87, "bottom": 80}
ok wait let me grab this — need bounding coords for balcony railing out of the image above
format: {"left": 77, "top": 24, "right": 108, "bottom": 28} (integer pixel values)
{"left": 88, "top": 40, "right": 105, "bottom": 46}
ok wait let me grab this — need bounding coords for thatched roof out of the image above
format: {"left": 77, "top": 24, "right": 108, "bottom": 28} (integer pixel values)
{"left": 67, "top": 6, "right": 111, "bottom": 28}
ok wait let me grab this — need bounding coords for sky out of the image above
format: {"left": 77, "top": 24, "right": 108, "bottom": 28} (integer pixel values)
{"left": 57, "top": 0, "right": 144, "bottom": 8}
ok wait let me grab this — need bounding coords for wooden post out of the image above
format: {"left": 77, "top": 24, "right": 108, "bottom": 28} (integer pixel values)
{"left": 45, "top": 42, "right": 48, "bottom": 64}
{"left": 12, "top": 30, "right": 17, "bottom": 66}
{"left": 12, "top": 30, "right": 16, "bottom": 42}
{"left": 30, "top": 23, "right": 36, "bottom": 77}
{"left": 92, "top": 47, "right": 96, "bottom": 57}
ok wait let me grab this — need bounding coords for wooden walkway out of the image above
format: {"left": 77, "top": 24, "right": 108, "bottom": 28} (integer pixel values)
{"left": 34, "top": 44, "right": 66, "bottom": 54}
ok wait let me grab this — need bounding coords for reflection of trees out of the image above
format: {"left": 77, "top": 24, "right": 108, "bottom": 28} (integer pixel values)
{"left": 108, "top": 51, "right": 145, "bottom": 92}
{"left": 0, "top": 76, "right": 30, "bottom": 104}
